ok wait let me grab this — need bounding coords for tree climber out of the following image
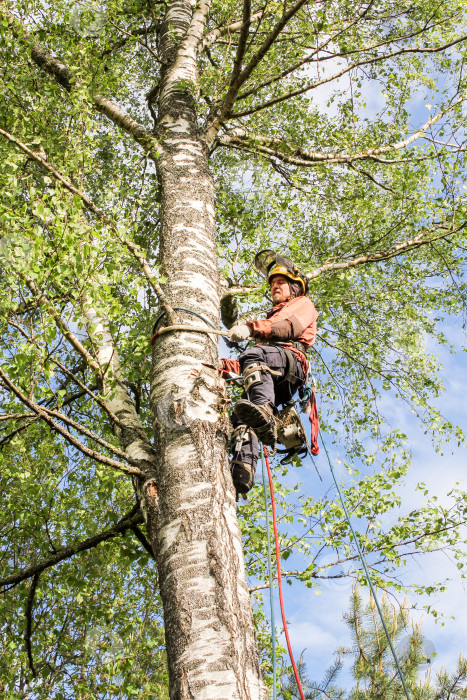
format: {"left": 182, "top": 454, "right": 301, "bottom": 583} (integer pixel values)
{"left": 219, "top": 250, "right": 318, "bottom": 495}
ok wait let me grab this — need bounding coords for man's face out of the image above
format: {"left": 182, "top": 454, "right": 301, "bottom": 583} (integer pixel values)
{"left": 270, "top": 275, "right": 291, "bottom": 304}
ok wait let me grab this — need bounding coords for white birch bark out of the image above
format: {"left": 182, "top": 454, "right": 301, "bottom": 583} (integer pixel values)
{"left": 148, "top": 1, "right": 268, "bottom": 697}
{"left": 81, "top": 302, "right": 159, "bottom": 521}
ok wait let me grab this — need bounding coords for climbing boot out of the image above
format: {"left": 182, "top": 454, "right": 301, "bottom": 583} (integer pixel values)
{"left": 230, "top": 460, "right": 255, "bottom": 494}
{"left": 233, "top": 400, "right": 277, "bottom": 448}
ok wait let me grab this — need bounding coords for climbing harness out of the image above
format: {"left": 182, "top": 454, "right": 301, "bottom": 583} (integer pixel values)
{"left": 320, "top": 433, "right": 412, "bottom": 700}
{"left": 242, "top": 363, "right": 282, "bottom": 393}
{"left": 221, "top": 366, "right": 318, "bottom": 464}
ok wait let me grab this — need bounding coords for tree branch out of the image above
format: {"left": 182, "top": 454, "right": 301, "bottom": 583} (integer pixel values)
{"left": 205, "top": 0, "right": 309, "bottom": 145}
{"left": 51, "top": 357, "right": 125, "bottom": 428}
{"left": 130, "top": 525, "right": 156, "bottom": 560}
{"left": 237, "top": 0, "right": 377, "bottom": 101}
{"left": 181, "top": 0, "right": 212, "bottom": 56}
{"left": 219, "top": 100, "right": 465, "bottom": 166}
{"left": 0, "top": 126, "right": 175, "bottom": 323}
{"left": 39, "top": 405, "right": 128, "bottom": 460}
{"left": 24, "top": 573, "right": 40, "bottom": 677}
{"left": 0, "top": 7, "right": 161, "bottom": 158}
{"left": 0, "top": 416, "right": 38, "bottom": 450}
{"left": 1, "top": 506, "right": 143, "bottom": 591}
{"left": 229, "top": 0, "right": 252, "bottom": 88}
{"left": 100, "top": 21, "right": 160, "bottom": 58}
{"left": 21, "top": 277, "right": 101, "bottom": 372}
{"left": 0, "top": 366, "right": 143, "bottom": 476}
{"left": 202, "top": 9, "right": 264, "bottom": 49}
{"left": 230, "top": 34, "right": 467, "bottom": 119}
{"left": 306, "top": 221, "right": 467, "bottom": 280}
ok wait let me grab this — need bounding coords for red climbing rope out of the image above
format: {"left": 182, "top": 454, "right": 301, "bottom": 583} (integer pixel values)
{"left": 263, "top": 446, "right": 306, "bottom": 700}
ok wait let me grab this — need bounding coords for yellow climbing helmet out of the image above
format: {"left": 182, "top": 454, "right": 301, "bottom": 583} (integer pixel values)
{"left": 254, "top": 249, "right": 308, "bottom": 295}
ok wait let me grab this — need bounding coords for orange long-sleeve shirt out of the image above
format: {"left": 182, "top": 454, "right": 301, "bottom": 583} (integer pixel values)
{"left": 247, "top": 296, "right": 318, "bottom": 373}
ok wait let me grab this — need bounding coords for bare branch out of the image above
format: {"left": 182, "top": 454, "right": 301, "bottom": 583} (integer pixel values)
{"left": 220, "top": 285, "right": 261, "bottom": 299}
{"left": 24, "top": 573, "right": 40, "bottom": 677}
{"left": 92, "top": 95, "right": 160, "bottom": 154}
{"left": 306, "top": 221, "right": 467, "bottom": 280}
{"left": 0, "top": 413, "right": 34, "bottom": 421}
{"left": 1, "top": 506, "right": 143, "bottom": 591}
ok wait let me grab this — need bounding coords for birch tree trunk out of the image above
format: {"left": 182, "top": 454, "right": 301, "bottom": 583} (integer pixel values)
{"left": 145, "top": 2, "right": 268, "bottom": 698}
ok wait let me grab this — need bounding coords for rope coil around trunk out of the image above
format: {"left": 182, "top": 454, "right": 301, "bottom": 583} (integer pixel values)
{"left": 151, "top": 307, "right": 226, "bottom": 345}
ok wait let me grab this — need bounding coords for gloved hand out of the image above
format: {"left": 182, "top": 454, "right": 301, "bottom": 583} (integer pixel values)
{"left": 229, "top": 324, "right": 251, "bottom": 342}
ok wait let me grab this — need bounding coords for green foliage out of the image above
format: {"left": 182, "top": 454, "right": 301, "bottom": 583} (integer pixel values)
{"left": 0, "top": 0, "right": 466, "bottom": 695}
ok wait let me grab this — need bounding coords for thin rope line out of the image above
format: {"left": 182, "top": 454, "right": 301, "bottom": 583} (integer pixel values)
{"left": 263, "top": 446, "right": 306, "bottom": 700}
{"left": 320, "top": 433, "right": 412, "bottom": 700}
{"left": 260, "top": 443, "right": 277, "bottom": 699}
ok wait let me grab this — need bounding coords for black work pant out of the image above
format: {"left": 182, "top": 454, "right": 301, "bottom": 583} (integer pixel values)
{"left": 231, "top": 345, "right": 304, "bottom": 471}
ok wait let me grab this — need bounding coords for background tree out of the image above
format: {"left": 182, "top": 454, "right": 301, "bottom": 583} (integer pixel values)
{"left": 0, "top": 0, "right": 466, "bottom": 697}
{"left": 281, "top": 589, "right": 467, "bottom": 700}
